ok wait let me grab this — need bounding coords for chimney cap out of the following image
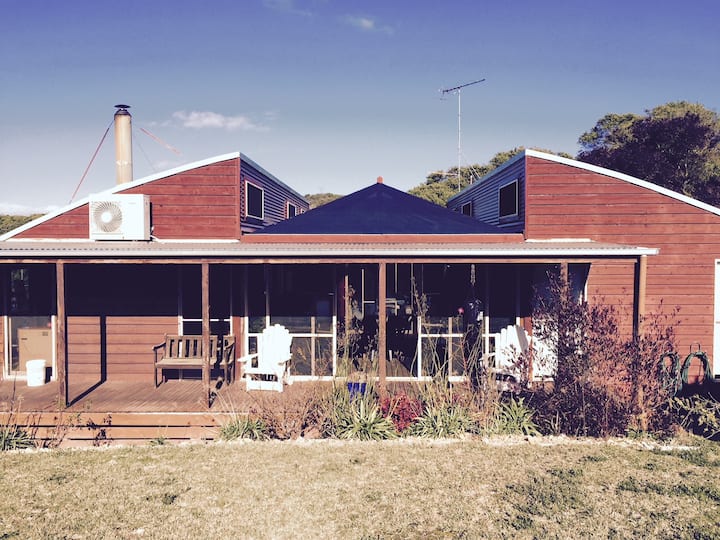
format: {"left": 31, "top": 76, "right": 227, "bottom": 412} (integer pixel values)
{"left": 114, "top": 104, "right": 131, "bottom": 114}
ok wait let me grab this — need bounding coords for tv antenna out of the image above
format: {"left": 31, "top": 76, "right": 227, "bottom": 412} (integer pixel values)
{"left": 440, "top": 78, "right": 485, "bottom": 191}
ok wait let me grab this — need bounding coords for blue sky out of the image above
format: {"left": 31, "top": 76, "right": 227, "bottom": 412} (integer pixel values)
{"left": 1, "top": 0, "right": 719, "bottom": 214}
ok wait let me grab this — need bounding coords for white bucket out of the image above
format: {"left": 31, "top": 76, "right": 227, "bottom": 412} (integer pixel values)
{"left": 26, "top": 359, "right": 47, "bottom": 387}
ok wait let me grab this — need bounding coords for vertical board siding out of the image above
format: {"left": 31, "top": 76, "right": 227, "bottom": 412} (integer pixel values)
{"left": 525, "top": 156, "right": 720, "bottom": 361}
{"left": 447, "top": 158, "right": 525, "bottom": 232}
{"left": 240, "top": 159, "right": 309, "bottom": 233}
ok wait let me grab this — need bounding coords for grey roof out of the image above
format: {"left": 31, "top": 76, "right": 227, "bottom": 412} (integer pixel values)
{"left": 258, "top": 182, "right": 505, "bottom": 235}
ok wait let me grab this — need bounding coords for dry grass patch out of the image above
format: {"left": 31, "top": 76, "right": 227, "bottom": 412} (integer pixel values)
{"left": 0, "top": 437, "right": 718, "bottom": 539}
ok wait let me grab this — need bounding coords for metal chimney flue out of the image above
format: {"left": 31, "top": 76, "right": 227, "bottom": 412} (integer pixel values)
{"left": 114, "top": 104, "right": 133, "bottom": 185}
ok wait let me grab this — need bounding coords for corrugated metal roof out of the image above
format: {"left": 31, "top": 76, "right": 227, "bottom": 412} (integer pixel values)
{"left": 0, "top": 239, "right": 658, "bottom": 259}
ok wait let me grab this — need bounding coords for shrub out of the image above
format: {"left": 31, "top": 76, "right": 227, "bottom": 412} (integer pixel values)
{"left": 380, "top": 392, "right": 424, "bottom": 433}
{"left": 0, "top": 398, "right": 35, "bottom": 451}
{"left": 0, "top": 424, "right": 34, "bottom": 451}
{"left": 219, "top": 414, "right": 268, "bottom": 441}
{"left": 250, "top": 385, "right": 334, "bottom": 440}
{"left": 409, "top": 402, "right": 476, "bottom": 438}
{"left": 672, "top": 395, "right": 720, "bottom": 441}
{"left": 531, "top": 272, "right": 679, "bottom": 437}
{"left": 333, "top": 391, "right": 397, "bottom": 441}
{"left": 493, "top": 396, "right": 540, "bottom": 436}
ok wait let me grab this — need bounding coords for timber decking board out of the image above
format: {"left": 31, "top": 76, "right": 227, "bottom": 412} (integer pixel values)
{"left": 0, "top": 379, "right": 252, "bottom": 413}
{"left": 0, "top": 377, "right": 332, "bottom": 445}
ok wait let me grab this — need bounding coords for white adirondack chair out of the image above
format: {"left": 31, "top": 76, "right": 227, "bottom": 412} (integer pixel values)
{"left": 488, "top": 324, "right": 531, "bottom": 391}
{"left": 238, "top": 324, "right": 293, "bottom": 392}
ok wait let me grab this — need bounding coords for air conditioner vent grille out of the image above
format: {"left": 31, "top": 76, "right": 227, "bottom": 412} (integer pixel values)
{"left": 91, "top": 201, "right": 124, "bottom": 233}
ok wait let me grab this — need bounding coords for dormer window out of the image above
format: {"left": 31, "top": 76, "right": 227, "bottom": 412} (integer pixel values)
{"left": 287, "top": 202, "right": 298, "bottom": 218}
{"left": 246, "top": 182, "right": 264, "bottom": 220}
{"left": 499, "top": 179, "right": 519, "bottom": 219}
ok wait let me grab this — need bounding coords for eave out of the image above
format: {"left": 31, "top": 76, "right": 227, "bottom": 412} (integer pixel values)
{"left": 0, "top": 238, "right": 659, "bottom": 264}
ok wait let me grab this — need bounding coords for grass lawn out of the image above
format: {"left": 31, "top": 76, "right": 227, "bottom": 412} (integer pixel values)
{"left": 1, "top": 436, "right": 719, "bottom": 539}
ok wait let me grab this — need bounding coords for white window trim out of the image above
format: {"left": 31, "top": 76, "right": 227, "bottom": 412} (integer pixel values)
{"left": 245, "top": 181, "right": 264, "bottom": 220}
{"left": 498, "top": 178, "right": 519, "bottom": 219}
{"left": 287, "top": 201, "right": 298, "bottom": 219}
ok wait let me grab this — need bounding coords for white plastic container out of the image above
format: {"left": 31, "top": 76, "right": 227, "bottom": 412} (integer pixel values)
{"left": 26, "top": 359, "right": 46, "bottom": 387}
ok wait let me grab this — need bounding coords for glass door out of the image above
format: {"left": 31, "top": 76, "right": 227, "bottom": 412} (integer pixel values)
{"left": 6, "top": 266, "right": 54, "bottom": 378}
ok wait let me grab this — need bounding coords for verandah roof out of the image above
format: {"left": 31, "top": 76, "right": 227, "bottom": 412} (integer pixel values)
{"left": 0, "top": 239, "right": 657, "bottom": 261}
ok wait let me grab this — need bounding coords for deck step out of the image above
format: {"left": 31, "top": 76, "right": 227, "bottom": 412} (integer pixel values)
{"left": 1, "top": 411, "right": 240, "bottom": 447}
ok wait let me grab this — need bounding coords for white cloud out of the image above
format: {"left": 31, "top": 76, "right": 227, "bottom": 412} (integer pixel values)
{"left": 342, "top": 15, "right": 393, "bottom": 35}
{"left": 263, "top": 0, "right": 313, "bottom": 17}
{"left": 171, "top": 110, "right": 269, "bottom": 132}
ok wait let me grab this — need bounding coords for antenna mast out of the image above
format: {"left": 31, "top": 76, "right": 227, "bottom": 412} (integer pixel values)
{"left": 440, "top": 78, "right": 485, "bottom": 191}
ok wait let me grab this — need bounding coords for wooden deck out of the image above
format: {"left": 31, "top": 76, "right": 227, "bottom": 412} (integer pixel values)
{"left": 0, "top": 376, "right": 321, "bottom": 447}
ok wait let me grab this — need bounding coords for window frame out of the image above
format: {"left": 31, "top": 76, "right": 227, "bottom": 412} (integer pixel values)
{"left": 245, "top": 181, "right": 264, "bottom": 220}
{"left": 460, "top": 201, "right": 473, "bottom": 216}
{"left": 498, "top": 179, "right": 519, "bottom": 219}
{"left": 287, "top": 201, "right": 298, "bottom": 219}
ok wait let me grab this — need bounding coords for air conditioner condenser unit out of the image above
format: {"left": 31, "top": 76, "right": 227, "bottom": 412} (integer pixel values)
{"left": 89, "top": 194, "right": 150, "bottom": 240}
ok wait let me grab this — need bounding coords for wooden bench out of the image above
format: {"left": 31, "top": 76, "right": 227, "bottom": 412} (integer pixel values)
{"left": 153, "top": 335, "right": 235, "bottom": 387}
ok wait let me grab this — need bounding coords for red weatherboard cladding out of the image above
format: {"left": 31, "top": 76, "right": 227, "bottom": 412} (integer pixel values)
{"left": 15, "top": 158, "right": 243, "bottom": 240}
{"left": 524, "top": 155, "right": 720, "bottom": 361}
{"left": 135, "top": 160, "right": 240, "bottom": 240}
{"left": 15, "top": 205, "right": 89, "bottom": 239}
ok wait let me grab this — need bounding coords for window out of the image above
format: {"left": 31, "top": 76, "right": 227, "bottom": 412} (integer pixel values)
{"left": 287, "top": 202, "right": 298, "bottom": 218}
{"left": 499, "top": 179, "right": 519, "bottom": 219}
{"left": 461, "top": 202, "right": 472, "bottom": 216}
{"left": 6, "top": 266, "right": 54, "bottom": 376}
{"left": 246, "top": 182, "right": 264, "bottom": 219}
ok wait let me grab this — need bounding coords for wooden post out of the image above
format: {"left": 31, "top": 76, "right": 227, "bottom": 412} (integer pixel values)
{"left": 378, "top": 262, "right": 387, "bottom": 396}
{"left": 55, "top": 261, "right": 68, "bottom": 408}
{"left": 559, "top": 261, "right": 569, "bottom": 284}
{"left": 343, "top": 267, "right": 351, "bottom": 367}
{"left": 634, "top": 254, "right": 648, "bottom": 338}
{"left": 201, "top": 262, "right": 211, "bottom": 406}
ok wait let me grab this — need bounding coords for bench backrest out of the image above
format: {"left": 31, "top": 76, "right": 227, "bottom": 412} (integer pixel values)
{"left": 164, "top": 335, "right": 219, "bottom": 359}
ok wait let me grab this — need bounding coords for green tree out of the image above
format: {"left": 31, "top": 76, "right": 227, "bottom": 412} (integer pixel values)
{"left": 578, "top": 102, "right": 720, "bottom": 206}
{"left": 303, "top": 193, "right": 342, "bottom": 209}
{"left": 410, "top": 147, "right": 569, "bottom": 206}
{"left": 0, "top": 215, "right": 40, "bottom": 235}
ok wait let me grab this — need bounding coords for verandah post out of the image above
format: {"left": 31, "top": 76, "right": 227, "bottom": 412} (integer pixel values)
{"left": 378, "top": 262, "right": 387, "bottom": 396}
{"left": 55, "top": 261, "right": 68, "bottom": 408}
{"left": 201, "top": 262, "right": 211, "bottom": 406}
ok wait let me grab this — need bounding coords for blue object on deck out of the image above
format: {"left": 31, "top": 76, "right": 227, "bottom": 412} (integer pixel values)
{"left": 347, "top": 382, "right": 367, "bottom": 398}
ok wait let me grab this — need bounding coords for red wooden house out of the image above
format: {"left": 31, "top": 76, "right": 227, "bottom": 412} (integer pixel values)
{"left": 448, "top": 149, "right": 720, "bottom": 382}
{"left": 0, "top": 143, "right": 716, "bottom": 411}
